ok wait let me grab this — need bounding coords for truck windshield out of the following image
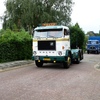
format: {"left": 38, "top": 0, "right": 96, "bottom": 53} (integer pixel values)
{"left": 88, "top": 41, "right": 99, "bottom": 44}
{"left": 34, "top": 29, "right": 63, "bottom": 38}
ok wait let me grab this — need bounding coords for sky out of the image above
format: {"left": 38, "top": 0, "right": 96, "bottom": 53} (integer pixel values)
{"left": 0, "top": 0, "right": 100, "bottom": 33}
{"left": 71, "top": 0, "right": 100, "bottom": 33}
{"left": 0, "top": 0, "right": 6, "bottom": 29}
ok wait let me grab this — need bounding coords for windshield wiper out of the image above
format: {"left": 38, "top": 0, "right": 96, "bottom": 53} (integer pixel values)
{"left": 48, "top": 35, "right": 56, "bottom": 38}
{"left": 34, "top": 36, "right": 41, "bottom": 38}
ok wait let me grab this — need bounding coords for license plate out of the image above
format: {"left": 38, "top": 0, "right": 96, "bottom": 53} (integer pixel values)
{"left": 43, "top": 58, "right": 51, "bottom": 61}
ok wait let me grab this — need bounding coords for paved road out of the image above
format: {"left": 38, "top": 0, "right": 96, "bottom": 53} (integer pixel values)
{"left": 0, "top": 54, "right": 100, "bottom": 100}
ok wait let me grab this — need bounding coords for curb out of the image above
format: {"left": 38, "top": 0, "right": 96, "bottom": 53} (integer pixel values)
{"left": 0, "top": 60, "right": 34, "bottom": 71}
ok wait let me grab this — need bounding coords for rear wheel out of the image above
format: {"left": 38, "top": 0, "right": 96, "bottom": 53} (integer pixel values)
{"left": 87, "top": 50, "right": 89, "bottom": 54}
{"left": 80, "top": 50, "right": 83, "bottom": 60}
{"left": 63, "top": 54, "right": 71, "bottom": 69}
{"left": 35, "top": 60, "right": 43, "bottom": 67}
{"left": 76, "top": 53, "right": 80, "bottom": 64}
{"left": 96, "top": 50, "right": 99, "bottom": 54}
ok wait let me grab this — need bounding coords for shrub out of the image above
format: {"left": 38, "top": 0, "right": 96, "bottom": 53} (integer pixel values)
{"left": 0, "top": 29, "right": 32, "bottom": 63}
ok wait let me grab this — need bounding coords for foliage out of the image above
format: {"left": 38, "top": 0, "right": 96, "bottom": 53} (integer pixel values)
{"left": 86, "top": 31, "right": 95, "bottom": 36}
{"left": 3, "top": 0, "right": 73, "bottom": 31}
{"left": 95, "top": 32, "right": 100, "bottom": 36}
{"left": 86, "top": 31, "right": 100, "bottom": 36}
{"left": 0, "top": 29, "right": 32, "bottom": 63}
{"left": 0, "top": 29, "right": 5, "bottom": 36}
{"left": 69, "top": 23, "right": 85, "bottom": 49}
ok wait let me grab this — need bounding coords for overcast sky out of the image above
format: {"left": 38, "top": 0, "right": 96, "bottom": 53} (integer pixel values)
{"left": 0, "top": 0, "right": 6, "bottom": 29}
{"left": 0, "top": 0, "right": 100, "bottom": 33}
{"left": 71, "top": 0, "right": 100, "bottom": 33}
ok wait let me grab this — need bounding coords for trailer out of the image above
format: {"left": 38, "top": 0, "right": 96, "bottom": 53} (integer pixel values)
{"left": 32, "top": 23, "right": 83, "bottom": 68}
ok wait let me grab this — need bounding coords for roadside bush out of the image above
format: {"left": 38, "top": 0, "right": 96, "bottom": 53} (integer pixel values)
{"left": 0, "top": 29, "right": 32, "bottom": 63}
{"left": 69, "top": 23, "right": 85, "bottom": 49}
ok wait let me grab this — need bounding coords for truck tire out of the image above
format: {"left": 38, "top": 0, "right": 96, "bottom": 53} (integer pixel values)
{"left": 63, "top": 54, "right": 71, "bottom": 69}
{"left": 87, "top": 50, "right": 89, "bottom": 54}
{"left": 76, "top": 52, "right": 80, "bottom": 64}
{"left": 96, "top": 50, "right": 99, "bottom": 54}
{"left": 35, "top": 61, "right": 43, "bottom": 67}
{"left": 80, "top": 50, "right": 83, "bottom": 60}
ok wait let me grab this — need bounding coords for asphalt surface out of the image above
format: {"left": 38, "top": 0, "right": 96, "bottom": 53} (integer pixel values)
{"left": 0, "top": 54, "right": 100, "bottom": 100}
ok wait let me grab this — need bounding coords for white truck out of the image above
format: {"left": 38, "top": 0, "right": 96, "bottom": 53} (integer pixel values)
{"left": 32, "top": 23, "right": 83, "bottom": 68}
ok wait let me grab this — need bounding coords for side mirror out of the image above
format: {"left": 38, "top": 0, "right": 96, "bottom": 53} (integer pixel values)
{"left": 32, "top": 30, "right": 34, "bottom": 37}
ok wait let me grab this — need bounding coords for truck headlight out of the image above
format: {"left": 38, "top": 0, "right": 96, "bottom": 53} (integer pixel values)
{"left": 33, "top": 51, "right": 37, "bottom": 56}
{"left": 58, "top": 51, "right": 62, "bottom": 56}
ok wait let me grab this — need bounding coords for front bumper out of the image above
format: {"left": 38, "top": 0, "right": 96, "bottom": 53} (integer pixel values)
{"left": 32, "top": 56, "right": 67, "bottom": 63}
{"left": 87, "top": 49, "right": 98, "bottom": 52}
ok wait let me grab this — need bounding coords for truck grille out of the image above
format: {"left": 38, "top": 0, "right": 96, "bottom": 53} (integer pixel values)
{"left": 38, "top": 41, "right": 56, "bottom": 50}
{"left": 90, "top": 46, "right": 95, "bottom": 49}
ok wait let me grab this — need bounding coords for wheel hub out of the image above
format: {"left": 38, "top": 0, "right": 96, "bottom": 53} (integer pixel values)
{"left": 67, "top": 57, "right": 71, "bottom": 65}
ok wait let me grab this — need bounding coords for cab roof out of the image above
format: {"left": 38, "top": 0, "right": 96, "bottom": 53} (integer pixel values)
{"left": 34, "top": 25, "right": 69, "bottom": 31}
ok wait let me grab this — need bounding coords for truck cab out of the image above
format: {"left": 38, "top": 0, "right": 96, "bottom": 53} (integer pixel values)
{"left": 32, "top": 24, "right": 83, "bottom": 68}
{"left": 87, "top": 36, "right": 100, "bottom": 54}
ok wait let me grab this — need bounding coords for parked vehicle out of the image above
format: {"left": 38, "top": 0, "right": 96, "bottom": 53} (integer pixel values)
{"left": 32, "top": 23, "right": 83, "bottom": 68}
{"left": 87, "top": 36, "right": 100, "bottom": 54}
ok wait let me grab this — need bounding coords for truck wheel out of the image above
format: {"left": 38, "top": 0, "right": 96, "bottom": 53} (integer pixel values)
{"left": 96, "top": 50, "right": 99, "bottom": 54}
{"left": 35, "top": 61, "right": 43, "bottom": 67}
{"left": 63, "top": 54, "right": 71, "bottom": 69}
{"left": 76, "top": 53, "right": 80, "bottom": 64}
{"left": 80, "top": 51, "right": 83, "bottom": 60}
{"left": 87, "top": 50, "right": 89, "bottom": 54}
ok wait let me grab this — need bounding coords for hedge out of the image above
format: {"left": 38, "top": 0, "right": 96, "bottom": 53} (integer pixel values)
{"left": 0, "top": 29, "right": 32, "bottom": 63}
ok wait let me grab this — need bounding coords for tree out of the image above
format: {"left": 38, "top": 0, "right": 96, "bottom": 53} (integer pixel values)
{"left": 86, "top": 31, "right": 95, "bottom": 36}
{"left": 69, "top": 23, "right": 85, "bottom": 49}
{"left": 3, "top": 0, "right": 73, "bottom": 31}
